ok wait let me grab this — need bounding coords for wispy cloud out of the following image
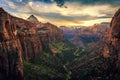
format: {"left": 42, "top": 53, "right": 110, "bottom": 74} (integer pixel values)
{"left": 0, "top": 0, "right": 119, "bottom": 26}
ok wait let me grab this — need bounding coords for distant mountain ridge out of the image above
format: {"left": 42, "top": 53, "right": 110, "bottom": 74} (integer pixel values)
{"left": 60, "top": 23, "right": 109, "bottom": 48}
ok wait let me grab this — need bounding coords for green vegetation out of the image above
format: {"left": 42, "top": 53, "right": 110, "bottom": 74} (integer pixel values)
{"left": 24, "top": 52, "right": 70, "bottom": 80}
{"left": 24, "top": 40, "right": 102, "bottom": 80}
{"left": 24, "top": 40, "right": 75, "bottom": 80}
{"left": 50, "top": 40, "right": 75, "bottom": 53}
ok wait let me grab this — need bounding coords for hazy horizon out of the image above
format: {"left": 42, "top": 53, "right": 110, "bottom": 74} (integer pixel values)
{"left": 0, "top": 0, "right": 120, "bottom": 26}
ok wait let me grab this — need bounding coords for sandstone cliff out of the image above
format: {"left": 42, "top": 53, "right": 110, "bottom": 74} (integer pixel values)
{"left": 0, "top": 8, "right": 23, "bottom": 80}
{"left": 0, "top": 8, "right": 64, "bottom": 80}
{"left": 101, "top": 8, "right": 120, "bottom": 79}
{"left": 102, "top": 9, "right": 120, "bottom": 59}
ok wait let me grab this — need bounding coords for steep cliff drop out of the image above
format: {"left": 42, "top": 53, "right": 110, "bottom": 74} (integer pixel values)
{"left": 103, "top": 8, "right": 120, "bottom": 62}
{"left": 0, "top": 8, "right": 65, "bottom": 80}
{"left": 0, "top": 8, "right": 23, "bottom": 80}
{"left": 102, "top": 8, "right": 120, "bottom": 79}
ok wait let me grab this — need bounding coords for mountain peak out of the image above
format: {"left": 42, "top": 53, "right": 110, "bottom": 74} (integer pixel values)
{"left": 0, "top": 7, "right": 6, "bottom": 12}
{"left": 27, "top": 15, "right": 39, "bottom": 22}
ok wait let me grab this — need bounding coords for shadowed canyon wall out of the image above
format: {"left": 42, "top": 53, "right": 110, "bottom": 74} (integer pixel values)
{"left": 103, "top": 8, "right": 120, "bottom": 61}
{"left": 0, "top": 8, "right": 64, "bottom": 80}
{"left": 101, "top": 8, "right": 120, "bottom": 79}
{"left": 0, "top": 8, "right": 23, "bottom": 80}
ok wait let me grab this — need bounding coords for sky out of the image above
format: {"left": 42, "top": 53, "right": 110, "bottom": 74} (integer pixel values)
{"left": 0, "top": 0, "right": 120, "bottom": 27}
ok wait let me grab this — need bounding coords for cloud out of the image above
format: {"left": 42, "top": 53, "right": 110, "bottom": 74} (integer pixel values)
{"left": 9, "top": 0, "right": 120, "bottom": 6}
{"left": 0, "top": 0, "right": 119, "bottom": 26}
{"left": 83, "top": 18, "right": 111, "bottom": 26}
{"left": 98, "top": 14, "right": 113, "bottom": 18}
{"left": 34, "top": 12, "right": 98, "bottom": 21}
{"left": 66, "top": 0, "right": 120, "bottom": 6}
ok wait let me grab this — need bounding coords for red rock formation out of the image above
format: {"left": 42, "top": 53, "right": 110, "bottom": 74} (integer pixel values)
{"left": 14, "top": 17, "right": 36, "bottom": 28}
{"left": 109, "top": 8, "right": 120, "bottom": 53}
{"left": 0, "top": 8, "right": 64, "bottom": 79}
{"left": 0, "top": 8, "right": 23, "bottom": 80}
{"left": 102, "top": 9, "right": 120, "bottom": 58}
{"left": 91, "top": 9, "right": 120, "bottom": 80}
{"left": 27, "top": 15, "right": 64, "bottom": 43}
{"left": 13, "top": 15, "right": 64, "bottom": 60}
{"left": 17, "top": 28, "right": 43, "bottom": 61}
{"left": 102, "top": 8, "right": 120, "bottom": 76}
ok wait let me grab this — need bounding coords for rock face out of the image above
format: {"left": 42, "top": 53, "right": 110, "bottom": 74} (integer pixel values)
{"left": 13, "top": 17, "right": 43, "bottom": 61}
{"left": 102, "top": 9, "right": 120, "bottom": 58}
{"left": 109, "top": 8, "right": 120, "bottom": 54}
{"left": 101, "top": 8, "right": 120, "bottom": 79}
{"left": 0, "top": 8, "right": 64, "bottom": 80}
{"left": 0, "top": 8, "right": 23, "bottom": 80}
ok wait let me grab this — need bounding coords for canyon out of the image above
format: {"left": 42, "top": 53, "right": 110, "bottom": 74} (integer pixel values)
{"left": 0, "top": 7, "right": 120, "bottom": 80}
{"left": 0, "top": 8, "right": 64, "bottom": 80}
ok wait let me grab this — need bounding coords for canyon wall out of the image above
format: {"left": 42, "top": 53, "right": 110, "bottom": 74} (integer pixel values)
{"left": 0, "top": 8, "right": 23, "bottom": 80}
{"left": 102, "top": 8, "right": 120, "bottom": 60}
{"left": 101, "top": 8, "right": 120, "bottom": 79}
{"left": 0, "top": 8, "right": 64, "bottom": 80}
